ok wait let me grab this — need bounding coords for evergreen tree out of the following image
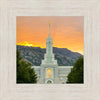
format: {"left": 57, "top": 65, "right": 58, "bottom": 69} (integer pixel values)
{"left": 17, "top": 50, "right": 37, "bottom": 83}
{"left": 67, "top": 57, "right": 83, "bottom": 83}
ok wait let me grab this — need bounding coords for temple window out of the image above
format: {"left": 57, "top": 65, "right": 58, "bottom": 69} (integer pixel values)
{"left": 47, "top": 69, "right": 52, "bottom": 78}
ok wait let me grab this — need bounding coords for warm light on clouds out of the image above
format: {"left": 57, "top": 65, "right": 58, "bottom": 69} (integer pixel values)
{"left": 17, "top": 16, "right": 84, "bottom": 54}
{"left": 17, "top": 41, "right": 45, "bottom": 48}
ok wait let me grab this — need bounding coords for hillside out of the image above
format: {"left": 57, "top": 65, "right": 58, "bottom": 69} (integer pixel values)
{"left": 17, "top": 45, "right": 82, "bottom": 66}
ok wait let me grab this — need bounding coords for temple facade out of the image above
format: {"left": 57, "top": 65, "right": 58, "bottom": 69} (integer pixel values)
{"left": 32, "top": 23, "right": 73, "bottom": 84}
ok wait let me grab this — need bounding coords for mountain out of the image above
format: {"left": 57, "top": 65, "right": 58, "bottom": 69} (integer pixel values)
{"left": 17, "top": 45, "right": 82, "bottom": 66}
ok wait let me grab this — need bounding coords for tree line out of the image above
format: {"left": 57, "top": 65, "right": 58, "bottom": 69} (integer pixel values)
{"left": 67, "top": 56, "right": 83, "bottom": 83}
{"left": 17, "top": 50, "right": 37, "bottom": 83}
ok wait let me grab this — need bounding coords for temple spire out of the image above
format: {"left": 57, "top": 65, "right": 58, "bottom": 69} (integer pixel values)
{"left": 49, "top": 21, "right": 51, "bottom": 37}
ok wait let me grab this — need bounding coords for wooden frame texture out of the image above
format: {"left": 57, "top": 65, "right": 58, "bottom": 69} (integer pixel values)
{"left": 0, "top": 0, "right": 100, "bottom": 100}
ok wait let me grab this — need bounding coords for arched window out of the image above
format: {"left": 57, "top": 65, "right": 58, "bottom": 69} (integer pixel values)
{"left": 47, "top": 69, "right": 52, "bottom": 78}
{"left": 47, "top": 80, "right": 52, "bottom": 84}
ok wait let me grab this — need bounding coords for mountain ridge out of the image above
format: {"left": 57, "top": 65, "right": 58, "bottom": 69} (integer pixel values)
{"left": 17, "top": 45, "right": 82, "bottom": 66}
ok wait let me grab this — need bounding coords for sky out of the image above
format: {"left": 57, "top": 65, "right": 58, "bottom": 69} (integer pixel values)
{"left": 17, "top": 16, "right": 84, "bottom": 54}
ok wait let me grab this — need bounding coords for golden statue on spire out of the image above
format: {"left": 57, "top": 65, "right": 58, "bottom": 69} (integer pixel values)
{"left": 49, "top": 20, "right": 50, "bottom": 25}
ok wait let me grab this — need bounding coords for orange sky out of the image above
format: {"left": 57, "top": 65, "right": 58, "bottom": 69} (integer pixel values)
{"left": 17, "top": 16, "right": 84, "bottom": 54}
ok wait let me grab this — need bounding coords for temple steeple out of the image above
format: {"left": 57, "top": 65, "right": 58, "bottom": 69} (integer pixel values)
{"left": 49, "top": 21, "right": 51, "bottom": 38}
{"left": 41, "top": 21, "right": 57, "bottom": 65}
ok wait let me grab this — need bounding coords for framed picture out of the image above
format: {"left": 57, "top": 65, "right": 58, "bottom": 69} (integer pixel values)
{"left": 0, "top": 0, "right": 100, "bottom": 100}
{"left": 17, "top": 16, "right": 83, "bottom": 84}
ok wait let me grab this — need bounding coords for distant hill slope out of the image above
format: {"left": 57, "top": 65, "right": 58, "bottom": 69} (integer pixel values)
{"left": 17, "top": 45, "right": 82, "bottom": 66}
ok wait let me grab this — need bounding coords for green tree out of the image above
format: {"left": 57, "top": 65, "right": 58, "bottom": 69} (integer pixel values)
{"left": 67, "top": 57, "right": 83, "bottom": 83}
{"left": 17, "top": 50, "right": 37, "bottom": 83}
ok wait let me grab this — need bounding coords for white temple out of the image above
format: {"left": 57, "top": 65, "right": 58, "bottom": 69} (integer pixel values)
{"left": 32, "top": 22, "right": 73, "bottom": 84}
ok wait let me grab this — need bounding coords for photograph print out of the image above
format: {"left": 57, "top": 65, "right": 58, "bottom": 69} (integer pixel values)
{"left": 16, "top": 16, "right": 84, "bottom": 84}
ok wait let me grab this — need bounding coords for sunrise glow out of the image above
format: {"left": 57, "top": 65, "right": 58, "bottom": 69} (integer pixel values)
{"left": 17, "top": 16, "right": 83, "bottom": 54}
{"left": 17, "top": 41, "right": 45, "bottom": 48}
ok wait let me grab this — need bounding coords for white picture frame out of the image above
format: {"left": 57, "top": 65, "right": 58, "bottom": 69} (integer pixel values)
{"left": 0, "top": 0, "right": 100, "bottom": 100}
